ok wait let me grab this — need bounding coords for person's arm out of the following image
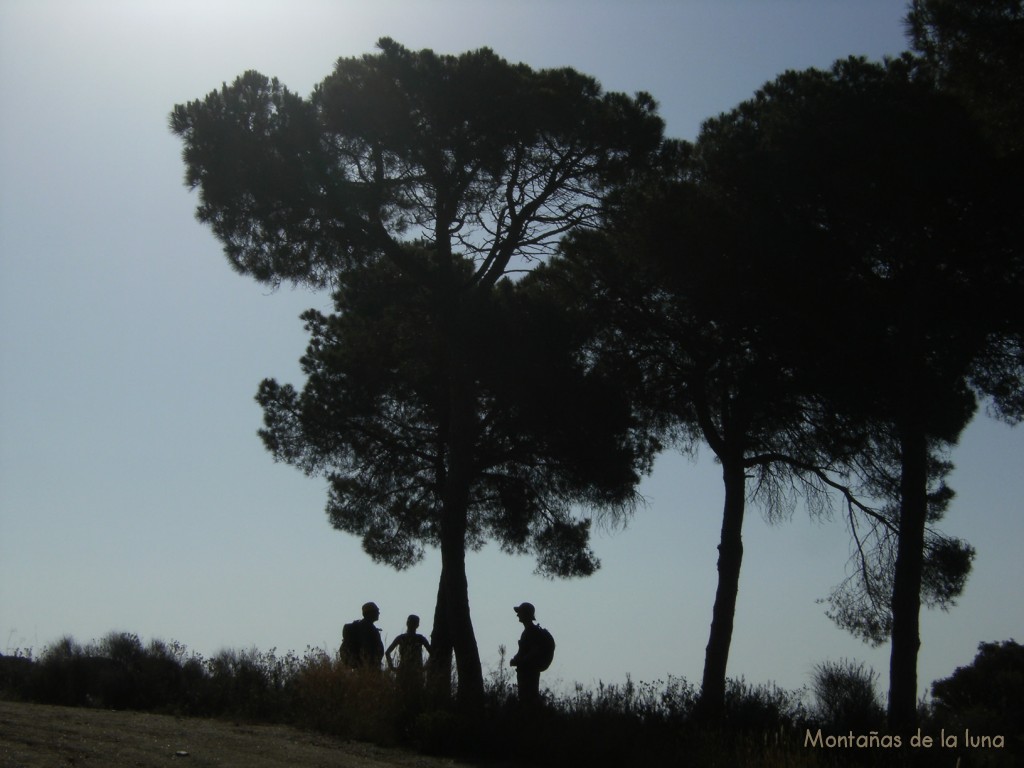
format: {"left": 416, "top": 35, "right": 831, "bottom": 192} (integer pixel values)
{"left": 385, "top": 635, "right": 400, "bottom": 667}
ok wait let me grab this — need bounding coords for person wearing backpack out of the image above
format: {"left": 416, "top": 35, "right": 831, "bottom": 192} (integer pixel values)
{"left": 340, "top": 601, "right": 384, "bottom": 669}
{"left": 510, "top": 602, "right": 554, "bottom": 704}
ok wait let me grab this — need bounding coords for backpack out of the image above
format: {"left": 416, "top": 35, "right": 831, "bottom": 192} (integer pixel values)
{"left": 340, "top": 621, "right": 360, "bottom": 668}
{"left": 535, "top": 626, "right": 556, "bottom": 671}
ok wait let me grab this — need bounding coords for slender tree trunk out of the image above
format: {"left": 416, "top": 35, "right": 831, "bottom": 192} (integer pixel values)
{"left": 440, "top": 505, "right": 484, "bottom": 708}
{"left": 434, "top": 317, "right": 485, "bottom": 708}
{"left": 887, "top": 418, "right": 928, "bottom": 731}
{"left": 426, "top": 454, "right": 485, "bottom": 710}
{"left": 697, "top": 456, "right": 747, "bottom": 720}
{"left": 427, "top": 567, "right": 453, "bottom": 702}
{"left": 427, "top": 469, "right": 485, "bottom": 710}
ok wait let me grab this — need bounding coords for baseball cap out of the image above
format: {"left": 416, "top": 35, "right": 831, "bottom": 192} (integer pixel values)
{"left": 513, "top": 602, "right": 536, "bottom": 620}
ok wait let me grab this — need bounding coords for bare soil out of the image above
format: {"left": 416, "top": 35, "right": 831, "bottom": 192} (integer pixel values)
{"left": 0, "top": 700, "right": 483, "bottom": 768}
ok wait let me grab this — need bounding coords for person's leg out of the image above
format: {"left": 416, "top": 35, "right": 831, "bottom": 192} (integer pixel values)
{"left": 516, "top": 668, "right": 540, "bottom": 704}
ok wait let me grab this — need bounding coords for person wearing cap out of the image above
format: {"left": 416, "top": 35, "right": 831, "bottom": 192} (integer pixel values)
{"left": 510, "top": 602, "right": 544, "bottom": 704}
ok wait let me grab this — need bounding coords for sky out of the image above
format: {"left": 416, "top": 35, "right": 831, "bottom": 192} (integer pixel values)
{"left": 2, "top": 0, "right": 1022, "bottom": 705}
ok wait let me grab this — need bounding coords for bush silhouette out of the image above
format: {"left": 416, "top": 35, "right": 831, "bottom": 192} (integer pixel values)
{"left": 8, "top": 631, "right": 946, "bottom": 767}
{"left": 810, "top": 658, "right": 884, "bottom": 732}
{"left": 930, "top": 640, "right": 1022, "bottom": 759}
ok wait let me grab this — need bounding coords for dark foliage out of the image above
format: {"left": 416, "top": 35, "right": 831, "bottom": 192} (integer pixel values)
{"left": 930, "top": 640, "right": 1024, "bottom": 756}
{"left": 170, "top": 38, "right": 664, "bottom": 292}
{"left": 172, "top": 39, "right": 665, "bottom": 705}
{"left": 9, "top": 631, "right": 1020, "bottom": 767}
{"left": 811, "top": 659, "right": 885, "bottom": 733}
{"left": 907, "top": 0, "right": 1024, "bottom": 157}
{"left": 687, "top": 54, "right": 1018, "bottom": 728}
{"left": 256, "top": 256, "right": 648, "bottom": 577}
{"left": 542, "top": 53, "right": 1017, "bottom": 723}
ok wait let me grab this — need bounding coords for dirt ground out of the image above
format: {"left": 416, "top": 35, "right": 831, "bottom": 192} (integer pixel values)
{"left": 0, "top": 700, "right": 489, "bottom": 768}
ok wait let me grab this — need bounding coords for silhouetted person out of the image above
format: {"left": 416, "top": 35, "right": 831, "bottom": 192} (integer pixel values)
{"left": 510, "top": 602, "right": 547, "bottom": 704}
{"left": 342, "top": 601, "right": 384, "bottom": 669}
{"left": 386, "top": 613, "right": 431, "bottom": 709}
{"left": 386, "top": 614, "right": 431, "bottom": 673}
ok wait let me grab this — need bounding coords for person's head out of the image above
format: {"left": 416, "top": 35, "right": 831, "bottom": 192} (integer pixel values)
{"left": 513, "top": 602, "right": 536, "bottom": 624}
{"left": 362, "top": 601, "right": 380, "bottom": 621}
{"left": 406, "top": 614, "right": 420, "bottom": 631}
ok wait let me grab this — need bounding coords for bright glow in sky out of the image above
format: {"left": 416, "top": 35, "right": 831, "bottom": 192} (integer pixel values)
{"left": 2, "top": 0, "right": 1022, "bottom": 703}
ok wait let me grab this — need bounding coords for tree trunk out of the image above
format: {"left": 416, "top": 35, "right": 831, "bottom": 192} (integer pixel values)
{"left": 887, "top": 419, "right": 928, "bottom": 731}
{"left": 435, "top": 323, "right": 485, "bottom": 708}
{"left": 440, "top": 510, "right": 484, "bottom": 708}
{"left": 426, "top": 470, "right": 485, "bottom": 710}
{"left": 427, "top": 567, "right": 453, "bottom": 702}
{"left": 697, "top": 457, "right": 747, "bottom": 720}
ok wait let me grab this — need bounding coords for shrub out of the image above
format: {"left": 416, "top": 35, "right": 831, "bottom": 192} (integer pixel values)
{"left": 31, "top": 635, "right": 117, "bottom": 707}
{"left": 928, "top": 640, "right": 1022, "bottom": 765}
{"left": 200, "top": 647, "right": 297, "bottom": 721}
{"left": 8, "top": 632, "right": 839, "bottom": 767}
{"left": 289, "top": 650, "right": 401, "bottom": 744}
{"left": 0, "top": 650, "right": 34, "bottom": 700}
{"left": 723, "top": 676, "right": 810, "bottom": 732}
{"left": 810, "top": 658, "right": 884, "bottom": 732}
{"left": 461, "top": 670, "right": 808, "bottom": 768}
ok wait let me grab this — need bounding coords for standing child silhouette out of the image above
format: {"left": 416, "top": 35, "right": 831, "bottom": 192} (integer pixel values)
{"left": 386, "top": 614, "right": 431, "bottom": 677}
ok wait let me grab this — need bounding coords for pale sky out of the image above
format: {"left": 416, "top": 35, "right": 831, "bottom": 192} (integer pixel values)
{"left": 2, "top": 0, "right": 1021, "bottom": 703}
